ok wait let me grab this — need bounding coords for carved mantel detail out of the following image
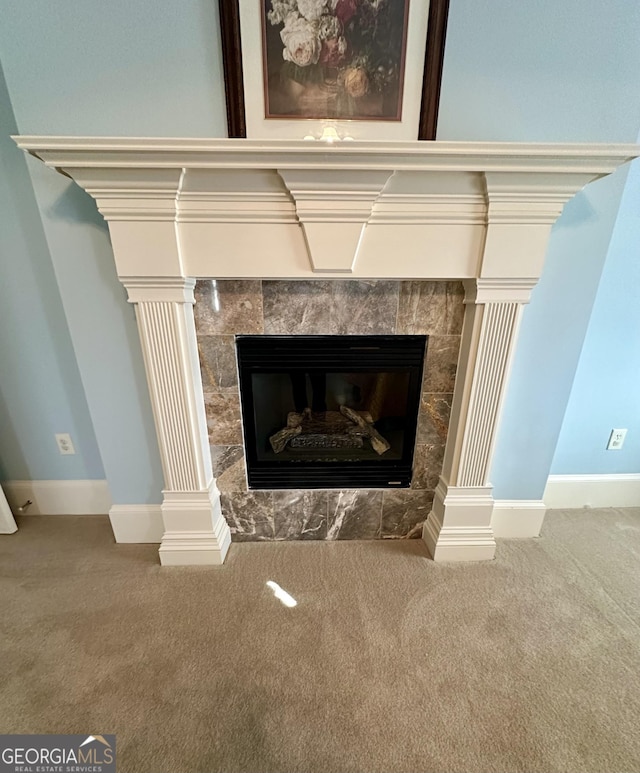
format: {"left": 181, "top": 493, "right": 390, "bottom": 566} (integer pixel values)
{"left": 277, "top": 168, "right": 393, "bottom": 272}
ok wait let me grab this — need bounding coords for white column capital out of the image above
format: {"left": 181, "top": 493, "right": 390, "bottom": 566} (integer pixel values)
{"left": 121, "top": 276, "right": 196, "bottom": 304}
{"left": 464, "top": 277, "right": 538, "bottom": 305}
{"left": 483, "top": 171, "right": 593, "bottom": 225}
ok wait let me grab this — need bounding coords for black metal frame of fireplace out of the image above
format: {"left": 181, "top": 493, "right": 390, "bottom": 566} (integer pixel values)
{"left": 236, "top": 335, "right": 427, "bottom": 490}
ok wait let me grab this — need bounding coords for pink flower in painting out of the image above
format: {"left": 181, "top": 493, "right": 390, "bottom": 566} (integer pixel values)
{"left": 332, "top": 0, "right": 359, "bottom": 25}
{"left": 319, "top": 36, "right": 348, "bottom": 67}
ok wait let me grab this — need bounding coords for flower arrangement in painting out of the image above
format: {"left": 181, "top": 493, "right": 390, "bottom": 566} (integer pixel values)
{"left": 264, "top": 0, "right": 408, "bottom": 120}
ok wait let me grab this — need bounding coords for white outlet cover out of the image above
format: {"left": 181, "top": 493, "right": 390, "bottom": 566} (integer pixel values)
{"left": 607, "top": 428, "right": 627, "bottom": 450}
{"left": 55, "top": 433, "right": 76, "bottom": 455}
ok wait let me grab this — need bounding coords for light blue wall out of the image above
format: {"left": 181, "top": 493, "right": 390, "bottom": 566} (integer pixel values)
{"left": 551, "top": 154, "right": 640, "bottom": 474}
{"left": 0, "top": 0, "right": 227, "bottom": 136}
{"left": 23, "top": 159, "right": 166, "bottom": 504}
{"left": 489, "top": 171, "right": 629, "bottom": 498}
{"left": 438, "top": 0, "right": 640, "bottom": 142}
{"left": 437, "top": 0, "right": 640, "bottom": 499}
{"left": 0, "top": 0, "right": 228, "bottom": 503}
{"left": 0, "top": 63, "right": 104, "bottom": 482}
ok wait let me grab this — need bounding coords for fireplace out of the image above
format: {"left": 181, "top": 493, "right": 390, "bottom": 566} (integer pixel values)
{"left": 236, "top": 334, "right": 426, "bottom": 489}
{"left": 197, "top": 279, "right": 459, "bottom": 542}
{"left": 15, "top": 136, "right": 637, "bottom": 563}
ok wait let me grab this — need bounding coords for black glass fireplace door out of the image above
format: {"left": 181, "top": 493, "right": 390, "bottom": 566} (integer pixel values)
{"left": 236, "top": 336, "right": 427, "bottom": 489}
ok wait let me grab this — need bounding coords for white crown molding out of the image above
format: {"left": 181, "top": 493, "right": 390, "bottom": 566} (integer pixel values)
{"left": 15, "top": 137, "right": 638, "bottom": 282}
{"left": 14, "top": 137, "right": 639, "bottom": 173}
{"left": 483, "top": 172, "right": 593, "bottom": 224}
{"left": 17, "top": 137, "right": 637, "bottom": 279}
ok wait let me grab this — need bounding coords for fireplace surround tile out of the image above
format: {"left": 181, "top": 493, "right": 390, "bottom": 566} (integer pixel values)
{"left": 220, "top": 491, "right": 274, "bottom": 541}
{"left": 198, "top": 335, "right": 238, "bottom": 390}
{"left": 417, "top": 394, "right": 453, "bottom": 445}
{"left": 327, "top": 490, "right": 383, "bottom": 540}
{"left": 263, "top": 280, "right": 335, "bottom": 334}
{"left": 272, "top": 491, "right": 328, "bottom": 540}
{"left": 381, "top": 490, "right": 435, "bottom": 538}
{"left": 194, "top": 280, "right": 264, "bottom": 335}
{"left": 411, "top": 444, "right": 446, "bottom": 490}
{"left": 204, "top": 392, "right": 243, "bottom": 445}
{"left": 211, "top": 445, "right": 247, "bottom": 494}
{"left": 422, "top": 336, "right": 461, "bottom": 393}
{"left": 262, "top": 280, "right": 399, "bottom": 335}
{"left": 196, "top": 279, "right": 461, "bottom": 542}
{"left": 397, "top": 281, "right": 465, "bottom": 336}
{"left": 331, "top": 281, "right": 399, "bottom": 335}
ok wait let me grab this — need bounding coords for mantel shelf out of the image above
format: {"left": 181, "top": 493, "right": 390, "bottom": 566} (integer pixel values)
{"left": 13, "top": 136, "right": 640, "bottom": 174}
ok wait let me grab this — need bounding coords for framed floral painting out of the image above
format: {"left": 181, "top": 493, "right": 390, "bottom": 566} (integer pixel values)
{"left": 218, "top": 0, "right": 449, "bottom": 140}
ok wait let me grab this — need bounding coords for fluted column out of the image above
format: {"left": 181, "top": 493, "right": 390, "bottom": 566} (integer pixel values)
{"left": 124, "top": 277, "right": 231, "bottom": 566}
{"left": 423, "top": 279, "right": 535, "bottom": 561}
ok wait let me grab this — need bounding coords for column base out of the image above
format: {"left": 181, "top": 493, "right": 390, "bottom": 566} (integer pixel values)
{"left": 158, "top": 484, "right": 232, "bottom": 566}
{"left": 422, "top": 480, "right": 496, "bottom": 562}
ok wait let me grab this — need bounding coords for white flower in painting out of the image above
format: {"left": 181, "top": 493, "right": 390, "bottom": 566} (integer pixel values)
{"left": 297, "top": 0, "right": 328, "bottom": 22}
{"left": 268, "top": 0, "right": 298, "bottom": 26}
{"left": 281, "top": 15, "right": 321, "bottom": 66}
{"left": 317, "top": 13, "right": 341, "bottom": 40}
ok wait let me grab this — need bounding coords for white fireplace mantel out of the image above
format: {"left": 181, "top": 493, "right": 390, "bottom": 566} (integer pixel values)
{"left": 15, "top": 137, "right": 639, "bottom": 565}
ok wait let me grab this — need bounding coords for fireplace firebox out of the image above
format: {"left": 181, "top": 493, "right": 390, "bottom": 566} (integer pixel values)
{"left": 237, "top": 335, "right": 426, "bottom": 489}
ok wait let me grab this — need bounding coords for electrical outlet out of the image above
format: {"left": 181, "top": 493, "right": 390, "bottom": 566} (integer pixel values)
{"left": 606, "top": 428, "right": 627, "bottom": 451}
{"left": 55, "top": 433, "right": 76, "bottom": 455}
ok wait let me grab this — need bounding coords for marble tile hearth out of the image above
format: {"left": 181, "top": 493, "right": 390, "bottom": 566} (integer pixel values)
{"left": 195, "top": 280, "right": 464, "bottom": 542}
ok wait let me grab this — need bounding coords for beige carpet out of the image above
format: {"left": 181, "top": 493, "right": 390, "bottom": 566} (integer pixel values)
{"left": 1, "top": 508, "right": 640, "bottom": 773}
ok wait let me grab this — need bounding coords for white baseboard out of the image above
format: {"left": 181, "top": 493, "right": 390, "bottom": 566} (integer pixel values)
{"left": 491, "top": 500, "right": 547, "bottom": 538}
{"left": 544, "top": 473, "right": 640, "bottom": 509}
{"left": 2, "top": 480, "right": 111, "bottom": 516}
{"left": 109, "top": 504, "right": 164, "bottom": 543}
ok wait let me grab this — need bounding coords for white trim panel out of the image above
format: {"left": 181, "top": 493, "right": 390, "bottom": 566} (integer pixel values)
{"left": 0, "top": 486, "right": 18, "bottom": 533}
{"left": 491, "top": 500, "right": 547, "bottom": 538}
{"left": 109, "top": 504, "right": 164, "bottom": 543}
{"left": 544, "top": 474, "right": 640, "bottom": 509}
{"left": 1, "top": 480, "right": 111, "bottom": 515}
